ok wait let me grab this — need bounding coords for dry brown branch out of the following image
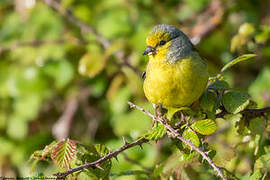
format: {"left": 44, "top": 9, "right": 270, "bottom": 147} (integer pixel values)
{"left": 52, "top": 98, "right": 78, "bottom": 140}
{"left": 185, "top": 0, "right": 224, "bottom": 45}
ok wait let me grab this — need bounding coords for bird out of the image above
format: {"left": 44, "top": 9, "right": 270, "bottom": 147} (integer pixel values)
{"left": 142, "top": 24, "right": 209, "bottom": 114}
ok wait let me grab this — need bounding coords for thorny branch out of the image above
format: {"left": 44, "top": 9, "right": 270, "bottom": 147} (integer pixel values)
{"left": 54, "top": 138, "right": 148, "bottom": 179}
{"left": 53, "top": 102, "right": 270, "bottom": 179}
{"left": 128, "top": 102, "right": 228, "bottom": 180}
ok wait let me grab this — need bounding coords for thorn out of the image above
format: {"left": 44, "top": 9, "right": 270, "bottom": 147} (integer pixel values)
{"left": 122, "top": 136, "right": 128, "bottom": 145}
{"left": 95, "top": 164, "right": 104, "bottom": 170}
{"left": 139, "top": 144, "right": 143, "bottom": 150}
{"left": 114, "top": 155, "right": 119, "bottom": 162}
{"left": 128, "top": 102, "right": 135, "bottom": 108}
{"left": 205, "top": 150, "right": 211, "bottom": 155}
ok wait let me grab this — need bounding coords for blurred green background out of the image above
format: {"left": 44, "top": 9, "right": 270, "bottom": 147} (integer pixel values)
{"left": 0, "top": 0, "right": 269, "bottom": 179}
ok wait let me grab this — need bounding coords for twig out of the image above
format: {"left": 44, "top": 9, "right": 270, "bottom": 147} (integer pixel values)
{"left": 54, "top": 138, "right": 148, "bottom": 179}
{"left": 216, "top": 106, "right": 270, "bottom": 120}
{"left": 52, "top": 97, "right": 78, "bottom": 140}
{"left": 128, "top": 102, "right": 227, "bottom": 180}
{"left": 43, "top": 0, "right": 141, "bottom": 77}
{"left": 242, "top": 106, "right": 270, "bottom": 119}
{"left": 188, "top": 0, "right": 224, "bottom": 45}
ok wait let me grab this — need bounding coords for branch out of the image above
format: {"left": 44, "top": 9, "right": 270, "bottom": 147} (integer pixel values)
{"left": 216, "top": 106, "right": 270, "bottom": 120}
{"left": 54, "top": 138, "right": 148, "bottom": 179}
{"left": 128, "top": 102, "right": 227, "bottom": 180}
{"left": 188, "top": 0, "right": 224, "bottom": 45}
{"left": 242, "top": 106, "right": 270, "bottom": 119}
{"left": 42, "top": 0, "right": 141, "bottom": 77}
{"left": 52, "top": 97, "right": 78, "bottom": 140}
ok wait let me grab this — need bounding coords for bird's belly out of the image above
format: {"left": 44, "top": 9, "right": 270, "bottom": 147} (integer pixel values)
{"left": 143, "top": 58, "right": 208, "bottom": 108}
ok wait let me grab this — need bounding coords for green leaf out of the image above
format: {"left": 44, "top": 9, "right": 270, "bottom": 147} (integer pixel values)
{"left": 78, "top": 51, "right": 106, "bottom": 78}
{"left": 152, "top": 164, "right": 164, "bottom": 178}
{"left": 249, "top": 67, "right": 270, "bottom": 107}
{"left": 200, "top": 90, "right": 217, "bottom": 112}
{"left": 51, "top": 139, "right": 77, "bottom": 169}
{"left": 144, "top": 123, "right": 166, "bottom": 141}
{"left": 249, "top": 117, "right": 267, "bottom": 135}
{"left": 221, "top": 54, "right": 256, "bottom": 73}
{"left": 249, "top": 169, "right": 262, "bottom": 180}
{"left": 7, "top": 116, "right": 28, "bottom": 140}
{"left": 238, "top": 23, "right": 255, "bottom": 36}
{"left": 76, "top": 144, "right": 111, "bottom": 179}
{"left": 43, "top": 60, "right": 74, "bottom": 89}
{"left": 254, "top": 154, "right": 270, "bottom": 171}
{"left": 182, "top": 128, "right": 200, "bottom": 149}
{"left": 191, "top": 119, "right": 217, "bottom": 135}
{"left": 222, "top": 90, "right": 250, "bottom": 114}
{"left": 208, "top": 80, "right": 230, "bottom": 90}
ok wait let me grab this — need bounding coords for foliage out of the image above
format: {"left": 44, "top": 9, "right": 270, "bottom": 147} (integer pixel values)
{"left": 0, "top": 0, "right": 270, "bottom": 180}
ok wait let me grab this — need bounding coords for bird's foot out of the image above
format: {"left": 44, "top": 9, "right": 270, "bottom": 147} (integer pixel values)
{"left": 152, "top": 104, "right": 162, "bottom": 126}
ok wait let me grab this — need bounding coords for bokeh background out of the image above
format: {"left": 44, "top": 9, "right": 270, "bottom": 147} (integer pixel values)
{"left": 0, "top": 0, "right": 269, "bottom": 179}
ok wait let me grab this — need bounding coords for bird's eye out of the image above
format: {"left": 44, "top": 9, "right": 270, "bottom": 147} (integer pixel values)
{"left": 159, "top": 40, "right": 166, "bottom": 46}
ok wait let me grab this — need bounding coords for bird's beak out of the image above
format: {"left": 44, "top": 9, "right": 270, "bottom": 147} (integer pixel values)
{"left": 142, "top": 46, "right": 156, "bottom": 55}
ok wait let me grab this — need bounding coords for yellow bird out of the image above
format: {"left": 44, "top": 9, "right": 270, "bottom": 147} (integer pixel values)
{"left": 143, "top": 24, "right": 209, "bottom": 110}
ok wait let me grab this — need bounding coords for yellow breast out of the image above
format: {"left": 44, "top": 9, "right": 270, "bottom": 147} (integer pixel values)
{"left": 143, "top": 51, "right": 209, "bottom": 108}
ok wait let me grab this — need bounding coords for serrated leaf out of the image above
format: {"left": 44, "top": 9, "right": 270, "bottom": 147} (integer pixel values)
{"left": 51, "top": 139, "right": 77, "bottom": 169}
{"left": 78, "top": 52, "right": 106, "bottom": 78}
{"left": 200, "top": 90, "right": 217, "bottom": 112}
{"left": 182, "top": 128, "right": 200, "bottom": 149}
{"left": 94, "top": 144, "right": 110, "bottom": 156}
{"left": 76, "top": 144, "right": 112, "bottom": 179}
{"left": 41, "top": 141, "right": 57, "bottom": 159}
{"left": 144, "top": 123, "right": 166, "bottom": 141}
{"left": 191, "top": 119, "right": 217, "bottom": 135}
{"left": 208, "top": 80, "right": 230, "bottom": 90}
{"left": 222, "top": 90, "right": 249, "bottom": 114}
{"left": 221, "top": 54, "right": 256, "bottom": 73}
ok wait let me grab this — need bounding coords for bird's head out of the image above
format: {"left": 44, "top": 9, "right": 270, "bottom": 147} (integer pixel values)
{"left": 143, "top": 24, "right": 193, "bottom": 63}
